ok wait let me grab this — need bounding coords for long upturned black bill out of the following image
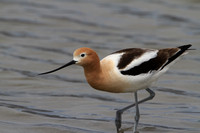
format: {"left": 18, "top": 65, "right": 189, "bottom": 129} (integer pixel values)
{"left": 38, "top": 60, "right": 76, "bottom": 75}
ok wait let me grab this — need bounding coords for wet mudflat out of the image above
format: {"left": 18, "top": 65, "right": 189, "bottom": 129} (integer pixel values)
{"left": 0, "top": 0, "right": 200, "bottom": 133}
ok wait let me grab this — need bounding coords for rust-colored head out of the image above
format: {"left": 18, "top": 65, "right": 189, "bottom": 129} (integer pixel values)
{"left": 73, "top": 47, "right": 100, "bottom": 67}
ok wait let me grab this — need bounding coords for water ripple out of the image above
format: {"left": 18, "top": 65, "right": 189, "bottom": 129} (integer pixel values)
{"left": 41, "top": 14, "right": 118, "bottom": 29}
{"left": 156, "top": 87, "right": 200, "bottom": 98}
{"left": 0, "top": 17, "right": 46, "bottom": 25}
{"left": 0, "top": 31, "right": 48, "bottom": 39}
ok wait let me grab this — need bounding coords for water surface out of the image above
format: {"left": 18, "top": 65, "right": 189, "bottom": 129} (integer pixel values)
{"left": 0, "top": 0, "right": 200, "bottom": 133}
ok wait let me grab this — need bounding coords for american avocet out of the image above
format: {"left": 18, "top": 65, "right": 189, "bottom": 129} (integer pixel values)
{"left": 39, "top": 44, "right": 192, "bottom": 133}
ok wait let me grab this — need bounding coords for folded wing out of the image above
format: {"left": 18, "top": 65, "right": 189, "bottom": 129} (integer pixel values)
{"left": 117, "top": 44, "right": 191, "bottom": 76}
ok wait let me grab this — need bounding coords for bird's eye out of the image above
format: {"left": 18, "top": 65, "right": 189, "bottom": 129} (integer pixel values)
{"left": 80, "top": 53, "right": 86, "bottom": 57}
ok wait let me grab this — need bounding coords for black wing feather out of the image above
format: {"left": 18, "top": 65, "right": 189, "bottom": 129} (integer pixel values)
{"left": 120, "top": 44, "right": 192, "bottom": 76}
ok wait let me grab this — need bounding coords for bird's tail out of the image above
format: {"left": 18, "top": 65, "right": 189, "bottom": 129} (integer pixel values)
{"left": 178, "top": 44, "right": 193, "bottom": 51}
{"left": 161, "top": 44, "right": 192, "bottom": 70}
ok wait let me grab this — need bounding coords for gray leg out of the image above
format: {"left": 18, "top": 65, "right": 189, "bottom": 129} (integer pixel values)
{"left": 133, "top": 92, "right": 140, "bottom": 133}
{"left": 115, "top": 88, "right": 155, "bottom": 133}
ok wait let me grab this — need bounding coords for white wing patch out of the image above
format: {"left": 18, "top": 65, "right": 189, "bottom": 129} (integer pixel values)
{"left": 121, "top": 50, "right": 158, "bottom": 71}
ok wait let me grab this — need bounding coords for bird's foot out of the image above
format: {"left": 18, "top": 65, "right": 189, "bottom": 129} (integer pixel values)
{"left": 115, "top": 110, "right": 122, "bottom": 132}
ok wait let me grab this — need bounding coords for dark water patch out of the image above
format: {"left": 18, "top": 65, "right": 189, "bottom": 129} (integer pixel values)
{"left": 21, "top": 3, "right": 84, "bottom": 17}
{"left": 156, "top": 13, "right": 197, "bottom": 27}
{"left": 187, "top": 29, "right": 200, "bottom": 35}
{"left": 0, "top": 99, "right": 24, "bottom": 103}
{"left": 0, "top": 0, "right": 56, "bottom": 9}
{"left": 143, "top": 42, "right": 159, "bottom": 46}
{"left": 24, "top": 110, "right": 66, "bottom": 119}
{"left": 0, "top": 51, "right": 61, "bottom": 65}
{"left": 0, "top": 90, "right": 34, "bottom": 98}
{"left": 0, "top": 44, "right": 13, "bottom": 50}
{"left": 116, "top": 8, "right": 153, "bottom": 17}
{"left": 158, "top": 37, "right": 178, "bottom": 42}
{"left": 0, "top": 17, "right": 46, "bottom": 26}
{"left": 0, "top": 31, "right": 48, "bottom": 39}
{"left": 92, "top": 45, "right": 120, "bottom": 50}
{"left": 121, "top": 122, "right": 198, "bottom": 132}
{"left": 167, "top": 71, "right": 200, "bottom": 77}
{"left": 0, "top": 45, "right": 8, "bottom": 49}
{"left": 42, "top": 14, "right": 118, "bottom": 29}
{"left": 62, "top": 36, "right": 121, "bottom": 50}
{"left": 38, "top": 74, "right": 84, "bottom": 83}
{"left": 56, "top": 0, "right": 94, "bottom": 3}
{"left": 0, "top": 121, "right": 106, "bottom": 133}
{"left": 0, "top": 66, "right": 84, "bottom": 83}
{"left": 176, "top": 110, "right": 200, "bottom": 114}
{"left": 158, "top": 14, "right": 189, "bottom": 23}
{"left": 63, "top": 36, "right": 114, "bottom": 47}
{"left": 0, "top": 49, "right": 69, "bottom": 65}
{"left": 185, "top": 56, "right": 200, "bottom": 62}
{"left": 0, "top": 90, "right": 31, "bottom": 98}
{"left": 143, "top": 123, "right": 199, "bottom": 132}
{"left": 117, "top": 120, "right": 197, "bottom": 132}
{"left": 18, "top": 44, "right": 72, "bottom": 56}
{"left": 32, "top": 123, "right": 106, "bottom": 133}
{"left": 0, "top": 92, "right": 13, "bottom": 97}
{"left": 97, "top": 2, "right": 121, "bottom": 9}
{"left": 32, "top": 92, "right": 131, "bottom": 104}
{"left": 147, "top": 0, "right": 200, "bottom": 11}
{"left": 64, "top": 36, "right": 95, "bottom": 45}
{"left": 50, "top": 9, "right": 85, "bottom": 16}
{"left": 54, "top": 29, "right": 129, "bottom": 38}
{"left": 98, "top": 2, "right": 153, "bottom": 19}
{"left": 184, "top": 24, "right": 200, "bottom": 35}
{"left": 156, "top": 87, "right": 200, "bottom": 98}
{"left": 0, "top": 102, "right": 51, "bottom": 113}
{"left": 0, "top": 67, "right": 37, "bottom": 77}
{"left": 0, "top": 102, "right": 61, "bottom": 118}
{"left": 0, "top": 102, "right": 111, "bottom": 122}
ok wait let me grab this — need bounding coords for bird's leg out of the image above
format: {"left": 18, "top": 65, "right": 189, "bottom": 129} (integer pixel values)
{"left": 115, "top": 88, "right": 155, "bottom": 133}
{"left": 133, "top": 91, "right": 139, "bottom": 133}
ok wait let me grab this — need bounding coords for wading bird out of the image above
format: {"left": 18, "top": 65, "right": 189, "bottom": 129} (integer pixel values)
{"left": 39, "top": 44, "right": 192, "bottom": 133}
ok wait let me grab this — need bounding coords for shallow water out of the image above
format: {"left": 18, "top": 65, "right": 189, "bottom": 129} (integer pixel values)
{"left": 0, "top": 0, "right": 200, "bottom": 133}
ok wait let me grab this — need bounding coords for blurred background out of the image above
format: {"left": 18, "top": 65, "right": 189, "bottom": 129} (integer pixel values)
{"left": 0, "top": 0, "right": 200, "bottom": 133}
